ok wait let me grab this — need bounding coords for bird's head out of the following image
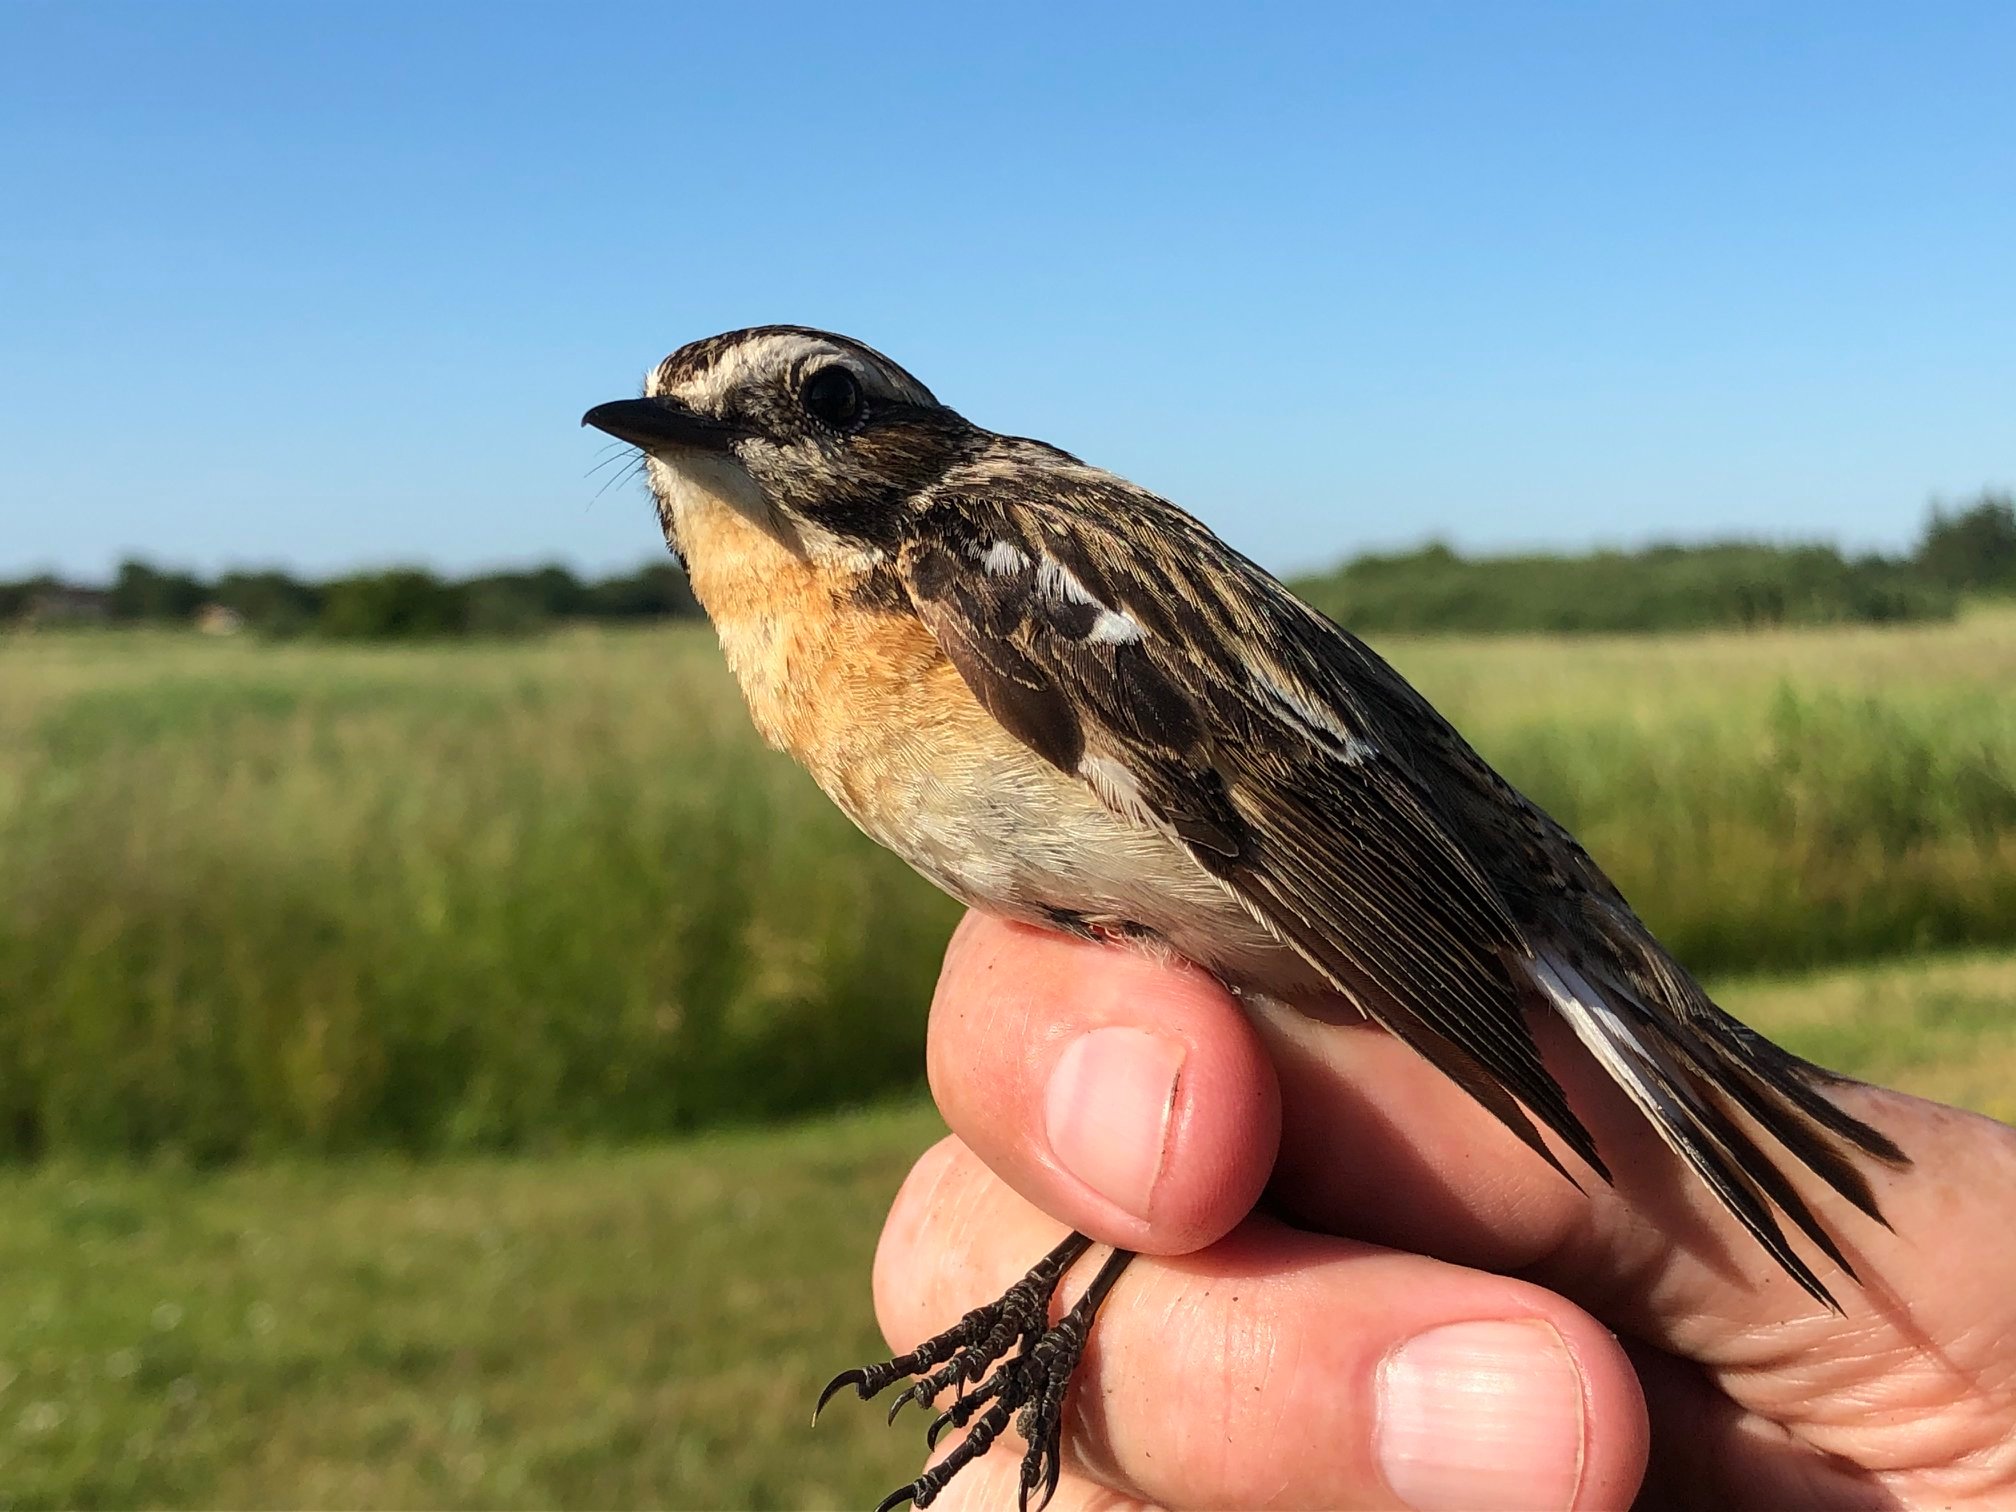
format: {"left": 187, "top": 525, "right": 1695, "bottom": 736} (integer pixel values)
{"left": 583, "top": 326, "right": 974, "bottom": 567}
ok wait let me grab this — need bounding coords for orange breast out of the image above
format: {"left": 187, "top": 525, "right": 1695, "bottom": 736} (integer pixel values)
{"left": 669, "top": 483, "right": 1291, "bottom": 984}
{"left": 677, "top": 492, "right": 1008, "bottom": 842}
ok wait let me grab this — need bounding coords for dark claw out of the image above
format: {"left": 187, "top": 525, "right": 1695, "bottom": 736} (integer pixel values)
{"left": 1018, "top": 1409, "right": 1065, "bottom": 1512}
{"left": 923, "top": 1359, "right": 1011, "bottom": 1450}
{"left": 813, "top": 1354, "right": 921, "bottom": 1425}
{"left": 812, "top": 1367, "right": 866, "bottom": 1425}
{"left": 821, "top": 1235, "right": 1128, "bottom": 1512}
{"left": 885, "top": 1378, "right": 930, "bottom": 1425}
{"left": 925, "top": 1404, "right": 955, "bottom": 1451}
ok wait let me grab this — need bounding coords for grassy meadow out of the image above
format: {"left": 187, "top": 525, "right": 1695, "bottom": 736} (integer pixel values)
{"left": 4, "top": 610, "right": 2015, "bottom": 1158}
{"left": 2, "top": 951, "right": 2014, "bottom": 1510}
{"left": 3, "top": 610, "right": 2016, "bottom": 1507}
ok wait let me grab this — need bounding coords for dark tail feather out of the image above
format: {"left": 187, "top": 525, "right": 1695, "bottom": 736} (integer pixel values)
{"left": 1528, "top": 949, "right": 1902, "bottom": 1311}
{"left": 1653, "top": 1010, "right": 1905, "bottom": 1229}
{"left": 1692, "top": 1012, "right": 1909, "bottom": 1166}
{"left": 1384, "top": 1011, "right": 1609, "bottom": 1191}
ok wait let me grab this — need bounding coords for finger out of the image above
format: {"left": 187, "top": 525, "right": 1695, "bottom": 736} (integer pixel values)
{"left": 929, "top": 1444, "right": 1143, "bottom": 1512}
{"left": 1244, "top": 991, "right": 2016, "bottom": 1359}
{"left": 875, "top": 1137, "right": 1650, "bottom": 1512}
{"left": 930, "top": 917, "right": 2016, "bottom": 1391}
{"left": 927, "top": 911, "right": 1279, "bottom": 1254}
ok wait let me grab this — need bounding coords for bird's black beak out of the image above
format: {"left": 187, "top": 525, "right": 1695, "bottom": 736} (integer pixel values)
{"left": 581, "top": 397, "right": 742, "bottom": 453}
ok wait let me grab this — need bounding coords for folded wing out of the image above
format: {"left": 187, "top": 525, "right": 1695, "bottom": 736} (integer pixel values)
{"left": 898, "top": 466, "right": 1902, "bottom": 1309}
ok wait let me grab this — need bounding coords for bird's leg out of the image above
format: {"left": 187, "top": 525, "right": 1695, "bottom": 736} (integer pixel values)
{"left": 814, "top": 1232, "right": 1134, "bottom": 1512}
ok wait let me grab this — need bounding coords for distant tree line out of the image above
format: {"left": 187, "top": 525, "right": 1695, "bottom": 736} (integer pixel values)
{"left": 4, "top": 490, "right": 2012, "bottom": 638}
{"left": 1290, "top": 490, "right": 2015, "bottom": 635}
{"left": 0, "top": 559, "right": 700, "bottom": 637}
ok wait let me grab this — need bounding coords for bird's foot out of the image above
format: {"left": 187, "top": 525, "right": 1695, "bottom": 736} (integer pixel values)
{"left": 814, "top": 1232, "right": 1133, "bottom": 1512}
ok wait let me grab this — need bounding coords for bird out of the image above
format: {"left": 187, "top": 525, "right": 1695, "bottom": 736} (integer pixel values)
{"left": 581, "top": 325, "right": 1907, "bottom": 1512}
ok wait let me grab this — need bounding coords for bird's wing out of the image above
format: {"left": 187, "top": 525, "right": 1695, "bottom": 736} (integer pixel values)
{"left": 899, "top": 463, "right": 1910, "bottom": 1309}
{"left": 897, "top": 473, "right": 1608, "bottom": 1185}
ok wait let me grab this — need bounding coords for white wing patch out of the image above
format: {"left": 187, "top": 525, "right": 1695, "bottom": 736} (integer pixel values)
{"left": 1248, "top": 667, "right": 1377, "bottom": 763}
{"left": 1085, "top": 607, "right": 1144, "bottom": 645}
{"left": 1531, "top": 952, "right": 1652, "bottom": 1092}
{"left": 1034, "top": 554, "right": 1148, "bottom": 644}
{"left": 979, "top": 540, "right": 1031, "bottom": 574}
{"left": 1080, "top": 753, "right": 1158, "bottom": 830}
{"left": 1035, "top": 556, "right": 1098, "bottom": 606}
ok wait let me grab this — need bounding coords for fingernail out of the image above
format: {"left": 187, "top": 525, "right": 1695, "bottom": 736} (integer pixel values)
{"left": 1377, "top": 1319, "right": 1586, "bottom": 1512}
{"left": 1043, "top": 1026, "right": 1185, "bottom": 1219}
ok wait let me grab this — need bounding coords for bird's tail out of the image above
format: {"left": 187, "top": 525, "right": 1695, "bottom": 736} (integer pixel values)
{"left": 1527, "top": 944, "right": 1907, "bottom": 1311}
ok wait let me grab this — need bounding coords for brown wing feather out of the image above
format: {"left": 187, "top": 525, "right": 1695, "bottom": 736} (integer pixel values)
{"left": 895, "top": 452, "right": 1903, "bottom": 1311}
{"left": 898, "top": 483, "right": 1607, "bottom": 1182}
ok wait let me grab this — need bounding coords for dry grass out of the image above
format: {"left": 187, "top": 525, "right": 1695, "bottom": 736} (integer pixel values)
{"left": 1725, "top": 949, "right": 2016, "bottom": 1123}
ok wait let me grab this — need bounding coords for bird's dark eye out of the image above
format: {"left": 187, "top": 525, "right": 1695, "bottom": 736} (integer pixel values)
{"left": 800, "top": 366, "right": 865, "bottom": 430}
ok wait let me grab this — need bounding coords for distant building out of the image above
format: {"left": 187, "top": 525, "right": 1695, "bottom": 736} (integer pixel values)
{"left": 196, "top": 603, "right": 245, "bottom": 636}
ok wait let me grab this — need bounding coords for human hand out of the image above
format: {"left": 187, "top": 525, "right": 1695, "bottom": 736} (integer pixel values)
{"left": 872, "top": 913, "right": 2016, "bottom": 1510}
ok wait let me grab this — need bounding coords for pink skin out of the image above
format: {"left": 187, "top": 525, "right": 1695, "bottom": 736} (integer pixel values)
{"left": 872, "top": 914, "right": 2016, "bottom": 1511}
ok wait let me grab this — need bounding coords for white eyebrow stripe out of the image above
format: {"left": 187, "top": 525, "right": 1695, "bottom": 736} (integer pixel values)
{"left": 1250, "top": 668, "right": 1378, "bottom": 763}
{"left": 979, "top": 540, "right": 1030, "bottom": 574}
{"left": 664, "top": 333, "right": 838, "bottom": 404}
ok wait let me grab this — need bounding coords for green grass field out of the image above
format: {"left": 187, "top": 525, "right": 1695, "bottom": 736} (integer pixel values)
{"left": 4, "top": 609, "right": 2015, "bottom": 1157}
{"left": 4, "top": 614, "right": 2015, "bottom": 1505}
{"left": 1, "top": 949, "right": 2012, "bottom": 1510}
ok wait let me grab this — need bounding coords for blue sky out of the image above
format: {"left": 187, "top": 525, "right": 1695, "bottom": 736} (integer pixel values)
{"left": 3, "top": 1, "right": 2011, "bottom": 581}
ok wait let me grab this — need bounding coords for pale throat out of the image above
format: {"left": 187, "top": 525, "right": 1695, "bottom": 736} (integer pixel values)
{"left": 647, "top": 452, "right": 908, "bottom": 770}
{"left": 650, "top": 452, "right": 810, "bottom": 635}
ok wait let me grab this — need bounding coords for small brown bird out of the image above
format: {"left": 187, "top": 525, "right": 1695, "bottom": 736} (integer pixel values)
{"left": 583, "top": 326, "right": 1907, "bottom": 1512}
